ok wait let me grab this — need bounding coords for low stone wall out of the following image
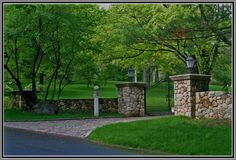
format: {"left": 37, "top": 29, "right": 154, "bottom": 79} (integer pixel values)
{"left": 11, "top": 92, "right": 118, "bottom": 113}
{"left": 195, "top": 91, "right": 232, "bottom": 119}
{"left": 52, "top": 98, "right": 118, "bottom": 113}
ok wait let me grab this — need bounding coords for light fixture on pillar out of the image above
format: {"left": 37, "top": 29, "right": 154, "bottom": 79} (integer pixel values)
{"left": 128, "top": 67, "right": 134, "bottom": 82}
{"left": 186, "top": 56, "right": 195, "bottom": 74}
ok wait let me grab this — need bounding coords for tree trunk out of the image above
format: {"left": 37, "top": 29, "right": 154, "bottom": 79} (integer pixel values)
{"left": 147, "top": 68, "right": 151, "bottom": 87}
{"left": 4, "top": 64, "right": 33, "bottom": 109}
{"left": 155, "top": 68, "right": 160, "bottom": 84}
{"left": 114, "top": 66, "right": 117, "bottom": 81}
{"left": 143, "top": 68, "right": 147, "bottom": 82}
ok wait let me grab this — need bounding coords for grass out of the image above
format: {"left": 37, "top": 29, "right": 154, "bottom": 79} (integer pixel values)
{"left": 4, "top": 108, "right": 126, "bottom": 121}
{"left": 56, "top": 81, "right": 118, "bottom": 99}
{"left": 88, "top": 116, "right": 232, "bottom": 155}
{"left": 146, "top": 82, "right": 174, "bottom": 112}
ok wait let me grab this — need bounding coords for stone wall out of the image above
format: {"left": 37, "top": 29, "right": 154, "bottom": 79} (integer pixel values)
{"left": 195, "top": 91, "right": 232, "bottom": 119}
{"left": 52, "top": 98, "right": 118, "bottom": 113}
{"left": 11, "top": 93, "right": 118, "bottom": 113}
{"left": 116, "top": 83, "right": 146, "bottom": 117}
{"left": 171, "top": 74, "right": 211, "bottom": 117}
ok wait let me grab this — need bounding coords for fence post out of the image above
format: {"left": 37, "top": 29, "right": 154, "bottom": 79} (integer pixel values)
{"left": 93, "top": 85, "right": 99, "bottom": 117}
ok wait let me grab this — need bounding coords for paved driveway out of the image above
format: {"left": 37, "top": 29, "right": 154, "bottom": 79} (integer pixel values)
{"left": 4, "top": 127, "right": 141, "bottom": 156}
{"left": 4, "top": 116, "right": 165, "bottom": 138}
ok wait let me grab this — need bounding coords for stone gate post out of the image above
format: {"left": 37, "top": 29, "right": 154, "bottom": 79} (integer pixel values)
{"left": 116, "top": 83, "right": 146, "bottom": 117}
{"left": 170, "top": 74, "right": 211, "bottom": 118}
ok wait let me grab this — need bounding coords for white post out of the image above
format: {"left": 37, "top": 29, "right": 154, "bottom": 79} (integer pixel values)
{"left": 93, "top": 85, "right": 99, "bottom": 117}
{"left": 134, "top": 69, "right": 137, "bottom": 83}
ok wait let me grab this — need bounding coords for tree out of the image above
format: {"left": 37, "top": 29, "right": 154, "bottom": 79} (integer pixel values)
{"left": 212, "top": 48, "right": 231, "bottom": 88}
{"left": 92, "top": 4, "right": 232, "bottom": 78}
{"left": 4, "top": 5, "right": 46, "bottom": 108}
{"left": 4, "top": 4, "right": 104, "bottom": 108}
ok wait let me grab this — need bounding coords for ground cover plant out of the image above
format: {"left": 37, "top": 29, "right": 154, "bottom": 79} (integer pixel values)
{"left": 88, "top": 116, "right": 232, "bottom": 155}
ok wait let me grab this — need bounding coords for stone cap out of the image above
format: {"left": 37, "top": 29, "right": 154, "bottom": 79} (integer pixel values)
{"left": 170, "top": 74, "right": 211, "bottom": 81}
{"left": 116, "top": 82, "right": 147, "bottom": 88}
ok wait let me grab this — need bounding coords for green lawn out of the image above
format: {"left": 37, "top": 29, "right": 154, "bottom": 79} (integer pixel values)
{"left": 4, "top": 109, "right": 125, "bottom": 121}
{"left": 88, "top": 116, "right": 232, "bottom": 155}
{"left": 55, "top": 81, "right": 118, "bottom": 99}
{"left": 146, "top": 82, "right": 174, "bottom": 112}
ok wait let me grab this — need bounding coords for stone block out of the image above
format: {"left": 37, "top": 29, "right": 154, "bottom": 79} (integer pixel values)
{"left": 215, "top": 91, "right": 225, "bottom": 96}
{"left": 226, "top": 98, "right": 231, "bottom": 105}
{"left": 217, "top": 99, "right": 223, "bottom": 104}
{"left": 199, "top": 92, "right": 205, "bottom": 97}
{"left": 212, "top": 101, "right": 218, "bottom": 107}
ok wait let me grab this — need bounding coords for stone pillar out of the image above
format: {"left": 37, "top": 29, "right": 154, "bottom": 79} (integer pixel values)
{"left": 116, "top": 83, "right": 146, "bottom": 117}
{"left": 170, "top": 74, "right": 211, "bottom": 118}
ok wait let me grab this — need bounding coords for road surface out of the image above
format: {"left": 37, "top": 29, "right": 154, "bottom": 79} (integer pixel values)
{"left": 3, "top": 127, "right": 141, "bottom": 157}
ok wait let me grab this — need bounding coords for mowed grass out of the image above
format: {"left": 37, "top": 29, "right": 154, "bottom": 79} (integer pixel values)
{"left": 146, "top": 82, "right": 174, "bottom": 112}
{"left": 88, "top": 116, "right": 232, "bottom": 155}
{"left": 56, "top": 81, "right": 118, "bottom": 99}
{"left": 4, "top": 108, "right": 125, "bottom": 121}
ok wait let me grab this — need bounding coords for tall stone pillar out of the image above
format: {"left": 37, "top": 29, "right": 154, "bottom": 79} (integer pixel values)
{"left": 170, "top": 74, "right": 211, "bottom": 118}
{"left": 116, "top": 83, "right": 146, "bottom": 117}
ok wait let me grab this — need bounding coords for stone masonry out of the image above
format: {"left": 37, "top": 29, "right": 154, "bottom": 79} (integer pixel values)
{"left": 11, "top": 94, "right": 118, "bottom": 113}
{"left": 116, "top": 83, "right": 146, "bottom": 117}
{"left": 52, "top": 98, "right": 118, "bottom": 113}
{"left": 195, "top": 91, "right": 232, "bottom": 119}
{"left": 170, "top": 74, "right": 211, "bottom": 117}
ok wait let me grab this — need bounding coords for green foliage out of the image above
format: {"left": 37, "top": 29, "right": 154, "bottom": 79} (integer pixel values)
{"left": 88, "top": 116, "right": 232, "bottom": 155}
{"left": 4, "top": 82, "right": 13, "bottom": 96}
{"left": 4, "top": 96, "right": 12, "bottom": 109}
{"left": 4, "top": 4, "right": 105, "bottom": 101}
{"left": 4, "top": 4, "right": 232, "bottom": 100}
{"left": 92, "top": 4, "right": 232, "bottom": 76}
{"left": 212, "top": 51, "right": 231, "bottom": 87}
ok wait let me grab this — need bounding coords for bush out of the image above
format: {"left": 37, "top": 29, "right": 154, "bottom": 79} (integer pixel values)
{"left": 4, "top": 96, "right": 12, "bottom": 109}
{"left": 4, "top": 83, "right": 14, "bottom": 96}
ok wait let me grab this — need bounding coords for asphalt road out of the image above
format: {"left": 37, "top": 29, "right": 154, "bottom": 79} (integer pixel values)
{"left": 3, "top": 127, "right": 140, "bottom": 157}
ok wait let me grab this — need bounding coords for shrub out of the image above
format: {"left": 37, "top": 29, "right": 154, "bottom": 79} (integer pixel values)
{"left": 4, "top": 96, "right": 12, "bottom": 109}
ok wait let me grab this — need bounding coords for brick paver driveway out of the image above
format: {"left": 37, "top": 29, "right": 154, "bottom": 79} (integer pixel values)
{"left": 4, "top": 116, "right": 168, "bottom": 138}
